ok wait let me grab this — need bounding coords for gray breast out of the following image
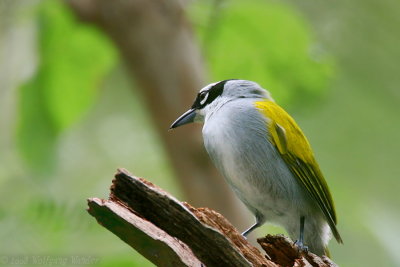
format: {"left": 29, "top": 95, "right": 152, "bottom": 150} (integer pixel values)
{"left": 202, "top": 98, "right": 304, "bottom": 218}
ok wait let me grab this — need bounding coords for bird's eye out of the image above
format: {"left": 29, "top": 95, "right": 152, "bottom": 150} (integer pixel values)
{"left": 199, "top": 92, "right": 209, "bottom": 105}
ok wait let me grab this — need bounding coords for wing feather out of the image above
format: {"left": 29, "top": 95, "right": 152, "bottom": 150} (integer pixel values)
{"left": 255, "top": 100, "right": 343, "bottom": 243}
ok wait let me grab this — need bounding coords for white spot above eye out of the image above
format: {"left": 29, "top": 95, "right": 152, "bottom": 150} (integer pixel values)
{"left": 200, "top": 92, "right": 209, "bottom": 105}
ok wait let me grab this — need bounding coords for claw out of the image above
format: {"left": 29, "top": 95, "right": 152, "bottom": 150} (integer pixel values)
{"left": 294, "top": 239, "right": 309, "bottom": 253}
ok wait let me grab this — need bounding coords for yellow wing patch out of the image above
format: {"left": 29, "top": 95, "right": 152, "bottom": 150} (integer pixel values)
{"left": 254, "top": 99, "right": 343, "bottom": 244}
{"left": 255, "top": 100, "right": 313, "bottom": 163}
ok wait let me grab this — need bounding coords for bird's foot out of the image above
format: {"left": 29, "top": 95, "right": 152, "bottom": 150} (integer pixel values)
{"left": 294, "top": 240, "right": 308, "bottom": 253}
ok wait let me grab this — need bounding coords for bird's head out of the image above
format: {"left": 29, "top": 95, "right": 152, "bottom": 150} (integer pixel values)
{"left": 170, "top": 79, "right": 271, "bottom": 129}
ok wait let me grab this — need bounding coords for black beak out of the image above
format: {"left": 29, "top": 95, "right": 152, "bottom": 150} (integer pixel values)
{"left": 170, "top": 109, "right": 196, "bottom": 129}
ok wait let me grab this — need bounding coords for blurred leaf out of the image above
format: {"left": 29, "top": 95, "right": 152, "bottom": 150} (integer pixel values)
{"left": 18, "top": 74, "right": 58, "bottom": 172}
{"left": 17, "top": 0, "right": 117, "bottom": 174}
{"left": 191, "top": 0, "right": 334, "bottom": 107}
{"left": 38, "top": 0, "right": 117, "bottom": 131}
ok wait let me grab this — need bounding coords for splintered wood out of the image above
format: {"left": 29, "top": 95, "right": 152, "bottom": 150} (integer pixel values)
{"left": 87, "top": 168, "right": 337, "bottom": 267}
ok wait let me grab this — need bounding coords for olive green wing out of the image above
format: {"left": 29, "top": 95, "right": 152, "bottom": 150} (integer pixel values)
{"left": 255, "top": 100, "right": 343, "bottom": 243}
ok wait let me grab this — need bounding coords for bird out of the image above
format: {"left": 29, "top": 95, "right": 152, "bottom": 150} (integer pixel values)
{"left": 170, "top": 79, "right": 342, "bottom": 256}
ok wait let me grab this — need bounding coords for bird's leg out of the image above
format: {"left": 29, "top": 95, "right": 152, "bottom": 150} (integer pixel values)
{"left": 294, "top": 216, "right": 308, "bottom": 252}
{"left": 241, "top": 221, "right": 261, "bottom": 237}
{"left": 242, "top": 213, "right": 264, "bottom": 237}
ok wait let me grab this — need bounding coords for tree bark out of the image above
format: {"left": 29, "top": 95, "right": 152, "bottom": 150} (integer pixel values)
{"left": 87, "top": 169, "right": 338, "bottom": 267}
{"left": 66, "top": 0, "right": 249, "bottom": 229}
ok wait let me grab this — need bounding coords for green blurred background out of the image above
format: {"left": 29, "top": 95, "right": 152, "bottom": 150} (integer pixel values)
{"left": 1, "top": 0, "right": 399, "bottom": 266}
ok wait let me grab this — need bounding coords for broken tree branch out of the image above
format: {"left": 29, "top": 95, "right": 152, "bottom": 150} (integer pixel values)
{"left": 87, "top": 169, "right": 338, "bottom": 267}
